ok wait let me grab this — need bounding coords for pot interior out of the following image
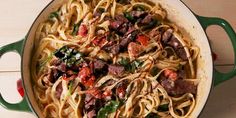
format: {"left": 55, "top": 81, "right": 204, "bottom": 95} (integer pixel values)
{"left": 22, "top": 0, "right": 213, "bottom": 117}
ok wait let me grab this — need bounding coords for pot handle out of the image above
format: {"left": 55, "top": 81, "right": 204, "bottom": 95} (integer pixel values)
{"left": 196, "top": 15, "right": 236, "bottom": 86}
{"left": 0, "top": 39, "right": 31, "bottom": 112}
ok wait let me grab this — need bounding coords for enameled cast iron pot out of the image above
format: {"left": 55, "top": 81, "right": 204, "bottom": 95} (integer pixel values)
{"left": 1, "top": 0, "right": 236, "bottom": 117}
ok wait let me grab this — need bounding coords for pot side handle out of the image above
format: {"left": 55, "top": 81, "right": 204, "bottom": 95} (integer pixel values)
{"left": 0, "top": 39, "right": 31, "bottom": 112}
{"left": 196, "top": 15, "right": 236, "bottom": 86}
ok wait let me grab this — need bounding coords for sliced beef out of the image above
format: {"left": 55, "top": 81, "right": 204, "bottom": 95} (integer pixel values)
{"left": 87, "top": 110, "right": 96, "bottom": 118}
{"left": 93, "top": 59, "right": 107, "bottom": 70}
{"left": 48, "top": 68, "right": 62, "bottom": 83}
{"left": 57, "top": 62, "right": 67, "bottom": 72}
{"left": 109, "top": 20, "right": 124, "bottom": 30}
{"left": 103, "top": 42, "right": 120, "bottom": 55}
{"left": 159, "top": 75, "right": 197, "bottom": 96}
{"left": 130, "top": 10, "right": 147, "bottom": 18}
{"left": 118, "top": 23, "right": 129, "bottom": 35}
{"left": 167, "top": 36, "right": 182, "bottom": 49}
{"left": 162, "top": 29, "right": 174, "bottom": 43}
{"left": 85, "top": 93, "right": 96, "bottom": 110}
{"left": 176, "top": 48, "right": 188, "bottom": 60}
{"left": 120, "top": 30, "right": 139, "bottom": 48}
{"left": 141, "top": 14, "right": 153, "bottom": 25}
{"left": 55, "top": 82, "right": 63, "bottom": 99}
{"left": 108, "top": 65, "right": 125, "bottom": 76}
{"left": 115, "top": 15, "right": 129, "bottom": 23}
{"left": 162, "top": 29, "right": 188, "bottom": 60}
{"left": 109, "top": 15, "right": 130, "bottom": 35}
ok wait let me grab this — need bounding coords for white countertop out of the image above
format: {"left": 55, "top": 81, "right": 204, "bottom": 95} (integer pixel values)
{"left": 0, "top": 0, "right": 236, "bottom": 118}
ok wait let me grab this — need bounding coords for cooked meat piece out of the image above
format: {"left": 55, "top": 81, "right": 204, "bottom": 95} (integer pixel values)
{"left": 167, "top": 36, "right": 187, "bottom": 60}
{"left": 130, "top": 10, "right": 147, "bottom": 18}
{"left": 120, "top": 36, "right": 131, "bottom": 48}
{"left": 57, "top": 62, "right": 67, "bottom": 72}
{"left": 115, "top": 15, "right": 129, "bottom": 23}
{"left": 125, "top": 25, "right": 136, "bottom": 35}
{"left": 141, "top": 14, "right": 153, "bottom": 24}
{"left": 108, "top": 65, "right": 125, "bottom": 76}
{"left": 162, "top": 29, "right": 174, "bottom": 43}
{"left": 48, "top": 68, "right": 62, "bottom": 83}
{"left": 118, "top": 23, "right": 129, "bottom": 35}
{"left": 128, "top": 42, "right": 144, "bottom": 58}
{"left": 167, "top": 36, "right": 182, "bottom": 49}
{"left": 176, "top": 48, "right": 188, "bottom": 60}
{"left": 55, "top": 82, "right": 63, "bottom": 99}
{"left": 110, "top": 44, "right": 120, "bottom": 55}
{"left": 51, "top": 58, "right": 61, "bottom": 66}
{"left": 160, "top": 75, "right": 197, "bottom": 96}
{"left": 120, "top": 30, "right": 139, "bottom": 48}
{"left": 162, "top": 29, "right": 188, "bottom": 60}
{"left": 109, "top": 20, "right": 124, "bottom": 30}
{"left": 85, "top": 93, "right": 96, "bottom": 110}
{"left": 110, "top": 15, "right": 129, "bottom": 34}
{"left": 87, "top": 110, "right": 96, "bottom": 118}
{"left": 103, "top": 43, "right": 120, "bottom": 55}
{"left": 94, "top": 59, "right": 107, "bottom": 70}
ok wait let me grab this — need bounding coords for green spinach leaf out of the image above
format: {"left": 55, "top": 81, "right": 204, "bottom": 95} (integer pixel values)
{"left": 97, "top": 101, "right": 120, "bottom": 118}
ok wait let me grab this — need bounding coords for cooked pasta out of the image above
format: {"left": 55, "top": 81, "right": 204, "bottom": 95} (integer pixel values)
{"left": 32, "top": 0, "right": 200, "bottom": 118}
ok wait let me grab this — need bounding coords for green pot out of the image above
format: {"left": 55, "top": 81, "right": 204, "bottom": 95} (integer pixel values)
{"left": 0, "top": 0, "right": 236, "bottom": 117}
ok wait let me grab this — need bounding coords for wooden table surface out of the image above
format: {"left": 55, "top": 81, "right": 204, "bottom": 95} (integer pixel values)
{"left": 0, "top": 0, "right": 236, "bottom": 118}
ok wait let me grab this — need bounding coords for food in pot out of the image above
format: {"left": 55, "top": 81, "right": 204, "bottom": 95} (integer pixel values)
{"left": 32, "top": 0, "right": 200, "bottom": 117}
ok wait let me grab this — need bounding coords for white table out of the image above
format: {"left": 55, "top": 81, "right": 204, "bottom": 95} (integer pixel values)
{"left": 0, "top": 0, "right": 236, "bottom": 118}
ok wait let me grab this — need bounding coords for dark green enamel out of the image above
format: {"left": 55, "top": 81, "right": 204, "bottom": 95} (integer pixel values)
{"left": 196, "top": 15, "right": 236, "bottom": 86}
{"left": 0, "top": 39, "right": 31, "bottom": 112}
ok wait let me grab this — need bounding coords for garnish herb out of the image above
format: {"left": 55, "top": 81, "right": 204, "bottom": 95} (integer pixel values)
{"left": 158, "top": 104, "right": 169, "bottom": 111}
{"left": 54, "top": 46, "right": 84, "bottom": 67}
{"left": 123, "top": 12, "right": 134, "bottom": 21}
{"left": 72, "top": 20, "right": 83, "bottom": 36}
{"left": 49, "top": 11, "right": 59, "bottom": 20}
{"left": 150, "top": 66, "right": 160, "bottom": 76}
{"left": 67, "top": 80, "right": 73, "bottom": 96}
{"left": 119, "top": 58, "right": 143, "bottom": 73}
{"left": 97, "top": 101, "right": 120, "bottom": 118}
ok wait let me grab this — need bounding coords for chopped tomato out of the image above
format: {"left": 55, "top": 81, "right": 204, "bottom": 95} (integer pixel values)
{"left": 92, "top": 37, "right": 108, "bottom": 48}
{"left": 82, "top": 75, "right": 96, "bottom": 87}
{"left": 92, "top": 37, "right": 100, "bottom": 46}
{"left": 78, "top": 67, "right": 96, "bottom": 87}
{"left": 164, "top": 69, "right": 178, "bottom": 81}
{"left": 128, "top": 42, "right": 144, "bottom": 58}
{"left": 78, "top": 67, "right": 91, "bottom": 79}
{"left": 116, "top": 85, "right": 126, "bottom": 99}
{"left": 78, "top": 24, "right": 88, "bottom": 37}
{"left": 62, "top": 74, "right": 76, "bottom": 81}
{"left": 136, "top": 35, "right": 149, "bottom": 46}
{"left": 103, "top": 89, "right": 112, "bottom": 98}
{"left": 17, "top": 79, "right": 24, "bottom": 97}
{"left": 87, "top": 88, "right": 102, "bottom": 99}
